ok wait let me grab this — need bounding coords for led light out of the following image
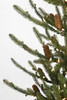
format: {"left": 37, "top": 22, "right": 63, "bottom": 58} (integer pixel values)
{"left": 64, "top": 84, "right": 66, "bottom": 87}
{"left": 49, "top": 58, "right": 52, "bottom": 61}
{"left": 42, "top": 18, "right": 45, "bottom": 22}
{"left": 65, "top": 0, "right": 67, "bottom": 2}
{"left": 51, "top": 69, "right": 54, "bottom": 72}
{"left": 57, "top": 59, "right": 60, "bottom": 63}
{"left": 62, "top": 28, "right": 64, "bottom": 31}
{"left": 58, "top": 85, "right": 60, "bottom": 90}
{"left": 43, "top": 76, "right": 45, "bottom": 79}
{"left": 62, "top": 98, "right": 67, "bottom": 100}
{"left": 56, "top": 48, "right": 59, "bottom": 51}
{"left": 62, "top": 98, "right": 65, "bottom": 100}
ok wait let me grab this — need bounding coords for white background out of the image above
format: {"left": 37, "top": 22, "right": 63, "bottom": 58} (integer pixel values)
{"left": 0, "top": 0, "right": 64, "bottom": 100}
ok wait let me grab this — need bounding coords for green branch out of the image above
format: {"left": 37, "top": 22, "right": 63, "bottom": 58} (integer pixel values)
{"left": 3, "top": 79, "right": 30, "bottom": 96}
{"left": 13, "top": 5, "right": 44, "bottom": 26}
{"left": 51, "top": 85, "right": 61, "bottom": 100}
{"left": 9, "top": 34, "right": 47, "bottom": 59}
{"left": 13, "top": 5, "right": 61, "bottom": 34}
{"left": 43, "top": 0, "right": 63, "bottom": 6}
{"left": 28, "top": 61, "right": 37, "bottom": 71}
{"left": 11, "top": 58, "right": 39, "bottom": 78}
{"left": 33, "top": 27, "right": 44, "bottom": 44}
{"left": 50, "top": 35, "right": 65, "bottom": 52}
{"left": 45, "top": 27, "right": 50, "bottom": 38}
{"left": 34, "top": 58, "right": 52, "bottom": 77}
{"left": 39, "top": 7, "right": 47, "bottom": 16}
{"left": 29, "top": 0, "right": 43, "bottom": 19}
{"left": 62, "top": 5, "right": 67, "bottom": 55}
{"left": 58, "top": 73, "right": 67, "bottom": 96}
{"left": 39, "top": 33, "right": 49, "bottom": 40}
{"left": 55, "top": 6, "right": 61, "bottom": 16}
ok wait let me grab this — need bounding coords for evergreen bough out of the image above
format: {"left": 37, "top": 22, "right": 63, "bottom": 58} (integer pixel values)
{"left": 3, "top": 0, "right": 67, "bottom": 100}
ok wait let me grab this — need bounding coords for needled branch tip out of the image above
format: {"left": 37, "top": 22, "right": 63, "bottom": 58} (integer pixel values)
{"left": 3, "top": 79, "right": 8, "bottom": 83}
{"left": 3, "top": 0, "right": 67, "bottom": 100}
{"left": 3, "top": 79, "right": 14, "bottom": 87}
{"left": 13, "top": 5, "right": 20, "bottom": 11}
{"left": 13, "top": 5, "right": 16, "bottom": 8}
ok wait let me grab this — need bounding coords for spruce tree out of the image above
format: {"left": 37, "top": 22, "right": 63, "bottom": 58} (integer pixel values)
{"left": 3, "top": 0, "right": 67, "bottom": 100}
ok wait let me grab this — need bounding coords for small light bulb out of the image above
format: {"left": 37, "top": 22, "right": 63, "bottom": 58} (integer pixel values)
{"left": 65, "top": 0, "right": 67, "bottom": 3}
{"left": 62, "top": 98, "right": 65, "bottom": 100}
{"left": 62, "top": 98, "right": 67, "bottom": 100}
{"left": 65, "top": 72, "right": 67, "bottom": 74}
{"left": 41, "top": 81, "right": 43, "bottom": 84}
{"left": 49, "top": 58, "right": 52, "bottom": 61}
{"left": 62, "top": 28, "right": 64, "bottom": 31}
{"left": 57, "top": 59, "right": 60, "bottom": 63}
{"left": 43, "top": 76, "right": 45, "bottom": 79}
{"left": 58, "top": 85, "right": 60, "bottom": 90}
{"left": 56, "top": 48, "right": 59, "bottom": 51}
{"left": 51, "top": 68, "right": 54, "bottom": 72}
{"left": 42, "top": 18, "right": 45, "bottom": 22}
{"left": 64, "top": 84, "right": 66, "bottom": 87}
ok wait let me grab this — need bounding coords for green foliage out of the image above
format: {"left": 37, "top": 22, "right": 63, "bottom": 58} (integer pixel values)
{"left": 3, "top": 0, "right": 67, "bottom": 100}
{"left": 3, "top": 79, "right": 30, "bottom": 96}
{"left": 43, "top": 0, "right": 65, "bottom": 6}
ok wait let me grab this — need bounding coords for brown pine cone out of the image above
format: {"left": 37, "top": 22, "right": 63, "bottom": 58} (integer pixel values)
{"left": 43, "top": 45, "right": 51, "bottom": 60}
{"left": 54, "top": 14, "right": 62, "bottom": 31}
{"left": 32, "top": 84, "right": 40, "bottom": 93}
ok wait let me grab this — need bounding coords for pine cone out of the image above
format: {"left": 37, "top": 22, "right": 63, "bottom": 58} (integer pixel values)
{"left": 54, "top": 14, "right": 62, "bottom": 31}
{"left": 32, "top": 84, "right": 40, "bottom": 93}
{"left": 43, "top": 45, "right": 51, "bottom": 59}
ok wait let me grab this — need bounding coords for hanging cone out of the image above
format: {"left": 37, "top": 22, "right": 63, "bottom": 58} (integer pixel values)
{"left": 43, "top": 45, "right": 51, "bottom": 60}
{"left": 54, "top": 14, "right": 62, "bottom": 31}
{"left": 32, "top": 84, "right": 40, "bottom": 93}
